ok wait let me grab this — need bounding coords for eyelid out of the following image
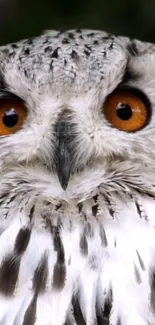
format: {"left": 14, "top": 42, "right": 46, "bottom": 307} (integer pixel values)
{"left": 0, "top": 90, "right": 24, "bottom": 102}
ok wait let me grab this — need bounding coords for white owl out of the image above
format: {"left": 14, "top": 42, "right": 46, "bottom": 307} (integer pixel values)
{"left": 0, "top": 29, "right": 154, "bottom": 325}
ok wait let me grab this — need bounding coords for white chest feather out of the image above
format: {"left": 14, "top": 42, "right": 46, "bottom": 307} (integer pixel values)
{"left": 0, "top": 189, "right": 154, "bottom": 325}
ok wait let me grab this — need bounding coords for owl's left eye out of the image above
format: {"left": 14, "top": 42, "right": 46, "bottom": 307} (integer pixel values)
{"left": 103, "top": 89, "right": 150, "bottom": 132}
{"left": 0, "top": 98, "right": 27, "bottom": 136}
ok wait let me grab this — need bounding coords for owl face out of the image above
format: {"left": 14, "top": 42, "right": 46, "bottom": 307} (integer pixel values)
{"left": 0, "top": 30, "right": 155, "bottom": 199}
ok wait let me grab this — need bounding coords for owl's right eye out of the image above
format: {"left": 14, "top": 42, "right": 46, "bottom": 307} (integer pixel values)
{"left": 0, "top": 98, "right": 27, "bottom": 136}
{"left": 103, "top": 88, "right": 150, "bottom": 132}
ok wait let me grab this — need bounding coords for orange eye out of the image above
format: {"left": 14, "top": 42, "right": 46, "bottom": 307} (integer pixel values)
{"left": 104, "top": 90, "right": 150, "bottom": 132}
{"left": 0, "top": 98, "right": 27, "bottom": 136}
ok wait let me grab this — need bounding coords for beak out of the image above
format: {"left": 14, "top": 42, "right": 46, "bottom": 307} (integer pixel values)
{"left": 55, "top": 118, "right": 73, "bottom": 190}
{"left": 56, "top": 138, "right": 72, "bottom": 190}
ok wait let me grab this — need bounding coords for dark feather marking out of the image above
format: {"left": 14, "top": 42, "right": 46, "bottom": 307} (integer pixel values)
{"left": 135, "top": 200, "right": 142, "bottom": 218}
{"left": 134, "top": 264, "right": 141, "bottom": 284}
{"left": 80, "top": 233, "right": 88, "bottom": 256}
{"left": 52, "top": 228, "right": 66, "bottom": 289}
{"left": 85, "top": 44, "right": 92, "bottom": 51}
{"left": 84, "top": 222, "right": 94, "bottom": 238}
{"left": 109, "top": 41, "right": 114, "bottom": 50}
{"left": 0, "top": 192, "right": 9, "bottom": 202}
{"left": 17, "top": 180, "right": 29, "bottom": 186}
{"left": 0, "top": 228, "right": 5, "bottom": 236}
{"left": 77, "top": 202, "right": 87, "bottom": 220}
{"left": 136, "top": 250, "right": 145, "bottom": 271}
{"left": 97, "top": 316, "right": 109, "bottom": 325}
{"left": 100, "top": 226, "right": 108, "bottom": 247}
{"left": 101, "top": 287, "right": 113, "bottom": 323}
{"left": 44, "top": 46, "right": 52, "bottom": 53}
{"left": 33, "top": 253, "right": 48, "bottom": 293}
{"left": 0, "top": 253, "right": 20, "bottom": 295}
{"left": 93, "top": 195, "right": 98, "bottom": 203}
{"left": 68, "top": 32, "right": 75, "bottom": 39}
{"left": 68, "top": 256, "right": 71, "bottom": 265}
{"left": 150, "top": 272, "right": 155, "bottom": 312}
{"left": 53, "top": 262, "right": 66, "bottom": 290}
{"left": 53, "top": 228, "right": 64, "bottom": 263}
{"left": 92, "top": 204, "right": 98, "bottom": 217}
{"left": 104, "top": 196, "right": 115, "bottom": 219}
{"left": 146, "top": 192, "right": 155, "bottom": 200}
{"left": 116, "top": 317, "right": 122, "bottom": 325}
{"left": 29, "top": 205, "right": 35, "bottom": 221}
{"left": 0, "top": 72, "right": 8, "bottom": 90}
{"left": 15, "top": 227, "right": 31, "bottom": 255}
{"left": 64, "top": 306, "right": 79, "bottom": 325}
{"left": 71, "top": 50, "right": 79, "bottom": 60}
{"left": 103, "top": 299, "right": 112, "bottom": 319}
{"left": 22, "top": 295, "right": 37, "bottom": 325}
{"left": 55, "top": 203, "right": 62, "bottom": 211}
{"left": 127, "top": 41, "right": 139, "bottom": 56}
{"left": 7, "top": 194, "right": 17, "bottom": 204}
{"left": 77, "top": 202, "right": 83, "bottom": 213}
{"left": 89, "top": 254, "right": 98, "bottom": 270}
{"left": 51, "top": 47, "right": 59, "bottom": 58}
{"left": 44, "top": 201, "right": 51, "bottom": 206}
{"left": 69, "top": 220, "right": 73, "bottom": 232}
{"left": 4, "top": 211, "right": 9, "bottom": 219}
{"left": 99, "top": 287, "right": 113, "bottom": 324}
{"left": 72, "top": 298, "right": 86, "bottom": 325}
{"left": 84, "top": 50, "right": 90, "bottom": 57}
{"left": 135, "top": 200, "right": 148, "bottom": 220}
{"left": 62, "top": 38, "right": 69, "bottom": 44}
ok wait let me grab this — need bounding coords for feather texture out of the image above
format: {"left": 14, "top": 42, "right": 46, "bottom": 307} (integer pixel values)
{"left": 0, "top": 29, "right": 154, "bottom": 324}
{"left": 0, "top": 182, "right": 155, "bottom": 324}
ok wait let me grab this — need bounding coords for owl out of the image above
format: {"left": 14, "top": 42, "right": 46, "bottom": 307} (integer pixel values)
{"left": 0, "top": 28, "right": 154, "bottom": 325}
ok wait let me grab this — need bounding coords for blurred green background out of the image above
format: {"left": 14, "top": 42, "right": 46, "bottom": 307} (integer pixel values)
{"left": 1, "top": 0, "right": 155, "bottom": 45}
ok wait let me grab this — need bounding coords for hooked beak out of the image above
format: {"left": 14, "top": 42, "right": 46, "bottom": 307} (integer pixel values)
{"left": 54, "top": 117, "right": 74, "bottom": 190}
{"left": 56, "top": 139, "right": 72, "bottom": 190}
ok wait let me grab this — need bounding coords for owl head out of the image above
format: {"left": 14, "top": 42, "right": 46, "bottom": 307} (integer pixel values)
{"left": 0, "top": 29, "right": 154, "bottom": 200}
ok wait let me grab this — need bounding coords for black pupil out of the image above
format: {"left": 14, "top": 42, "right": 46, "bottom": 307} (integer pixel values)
{"left": 116, "top": 103, "right": 133, "bottom": 120}
{"left": 3, "top": 108, "right": 18, "bottom": 127}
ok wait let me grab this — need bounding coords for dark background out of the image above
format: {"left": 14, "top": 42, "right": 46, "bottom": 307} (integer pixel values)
{"left": 0, "top": 0, "right": 155, "bottom": 45}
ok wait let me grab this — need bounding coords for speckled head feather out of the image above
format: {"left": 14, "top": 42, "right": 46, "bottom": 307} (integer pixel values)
{"left": 0, "top": 29, "right": 155, "bottom": 325}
